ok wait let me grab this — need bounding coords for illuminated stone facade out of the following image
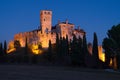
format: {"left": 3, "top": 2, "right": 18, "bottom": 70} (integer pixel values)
{"left": 8, "top": 10, "right": 85, "bottom": 49}
{"left": 88, "top": 45, "right": 105, "bottom": 62}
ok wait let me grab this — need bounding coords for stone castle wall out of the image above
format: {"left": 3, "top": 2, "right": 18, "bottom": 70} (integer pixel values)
{"left": 8, "top": 10, "right": 85, "bottom": 49}
{"left": 13, "top": 30, "right": 56, "bottom": 48}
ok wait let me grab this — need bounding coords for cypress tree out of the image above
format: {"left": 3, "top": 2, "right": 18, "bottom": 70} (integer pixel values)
{"left": 55, "top": 33, "right": 61, "bottom": 63}
{"left": 92, "top": 32, "right": 99, "bottom": 68}
{"left": 0, "top": 43, "right": 3, "bottom": 56}
{"left": 78, "top": 36, "right": 84, "bottom": 65}
{"left": 55, "top": 33, "right": 59, "bottom": 58}
{"left": 25, "top": 37, "right": 28, "bottom": 55}
{"left": 14, "top": 40, "right": 21, "bottom": 49}
{"left": 56, "top": 33, "right": 59, "bottom": 52}
{"left": 0, "top": 42, "right": 4, "bottom": 63}
{"left": 59, "top": 36, "right": 69, "bottom": 64}
{"left": 59, "top": 37, "right": 63, "bottom": 59}
{"left": 64, "top": 35, "right": 70, "bottom": 64}
{"left": 66, "top": 35, "right": 69, "bottom": 55}
{"left": 3, "top": 40, "right": 7, "bottom": 63}
{"left": 24, "top": 37, "right": 29, "bottom": 63}
{"left": 4, "top": 40, "right": 7, "bottom": 55}
{"left": 61, "top": 37, "right": 67, "bottom": 64}
{"left": 71, "top": 35, "right": 80, "bottom": 65}
{"left": 62, "top": 37, "right": 66, "bottom": 56}
{"left": 48, "top": 40, "right": 52, "bottom": 61}
{"left": 82, "top": 34, "right": 88, "bottom": 66}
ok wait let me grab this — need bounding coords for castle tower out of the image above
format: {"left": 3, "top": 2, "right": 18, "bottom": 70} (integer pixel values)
{"left": 40, "top": 10, "right": 52, "bottom": 34}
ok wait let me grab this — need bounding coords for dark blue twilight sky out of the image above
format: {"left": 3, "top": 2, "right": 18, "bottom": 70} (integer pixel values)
{"left": 0, "top": 0, "right": 120, "bottom": 45}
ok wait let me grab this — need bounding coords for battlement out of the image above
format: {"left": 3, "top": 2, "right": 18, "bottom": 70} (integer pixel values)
{"left": 40, "top": 10, "right": 52, "bottom": 15}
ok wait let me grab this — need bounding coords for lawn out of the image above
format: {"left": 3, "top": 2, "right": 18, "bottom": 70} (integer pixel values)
{"left": 0, "top": 64, "right": 119, "bottom": 80}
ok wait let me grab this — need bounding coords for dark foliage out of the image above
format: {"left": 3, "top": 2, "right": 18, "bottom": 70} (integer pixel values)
{"left": 92, "top": 32, "right": 99, "bottom": 68}
{"left": 47, "top": 40, "right": 53, "bottom": 62}
{"left": 102, "top": 24, "right": 120, "bottom": 69}
{"left": 14, "top": 40, "right": 21, "bottom": 49}
{"left": 0, "top": 42, "right": 4, "bottom": 63}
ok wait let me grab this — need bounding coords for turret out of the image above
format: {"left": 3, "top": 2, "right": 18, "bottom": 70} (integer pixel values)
{"left": 40, "top": 10, "right": 52, "bottom": 34}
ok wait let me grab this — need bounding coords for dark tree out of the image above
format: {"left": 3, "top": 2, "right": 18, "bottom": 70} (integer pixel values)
{"left": 38, "top": 42, "right": 42, "bottom": 49}
{"left": 3, "top": 40, "right": 7, "bottom": 62}
{"left": 61, "top": 37, "right": 67, "bottom": 56}
{"left": 24, "top": 37, "right": 28, "bottom": 55}
{"left": 56, "top": 33, "right": 59, "bottom": 49}
{"left": 58, "top": 36, "right": 64, "bottom": 63}
{"left": 48, "top": 40, "right": 52, "bottom": 61}
{"left": 102, "top": 38, "right": 116, "bottom": 68}
{"left": 82, "top": 34, "right": 89, "bottom": 66}
{"left": 102, "top": 24, "right": 120, "bottom": 69}
{"left": 55, "top": 33, "right": 61, "bottom": 63}
{"left": 71, "top": 35, "right": 81, "bottom": 65}
{"left": 108, "top": 24, "right": 120, "bottom": 46}
{"left": 0, "top": 42, "right": 4, "bottom": 63}
{"left": 0, "top": 43, "right": 3, "bottom": 56}
{"left": 4, "top": 40, "right": 7, "bottom": 55}
{"left": 78, "top": 36, "right": 84, "bottom": 65}
{"left": 24, "top": 37, "right": 29, "bottom": 63}
{"left": 92, "top": 32, "right": 99, "bottom": 68}
{"left": 71, "top": 35, "right": 77, "bottom": 65}
{"left": 14, "top": 40, "right": 21, "bottom": 49}
{"left": 64, "top": 35, "right": 71, "bottom": 64}
{"left": 61, "top": 37, "right": 69, "bottom": 64}
{"left": 55, "top": 33, "right": 60, "bottom": 55}
{"left": 65, "top": 35, "right": 69, "bottom": 55}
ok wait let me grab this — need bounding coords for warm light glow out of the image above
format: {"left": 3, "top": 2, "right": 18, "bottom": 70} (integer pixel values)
{"left": 99, "top": 52, "right": 105, "bottom": 62}
{"left": 20, "top": 39, "right": 25, "bottom": 47}
{"left": 8, "top": 40, "right": 14, "bottom": 50}
{"left": 109, "top": 58, "right": 112, "bottom": 66}
{"left": 98, "top": 46, "right": 105, "bottom": 62}
{"left": 41, "top": 40, "right": 49, "bottom": 48}
{"left": 7, "top": 48, "right": 16, "bottom": 54}
{"left": 109, "top": 57, "right": 117, "bottom": 69}
{"left": 31, "top": 44, "right": 42, "bottom": 55}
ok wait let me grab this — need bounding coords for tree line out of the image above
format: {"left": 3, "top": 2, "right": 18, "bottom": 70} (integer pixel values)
{"left": 0, "top": 33, "right": 100, "bottom": 68}
{"left": 102, "top": 24, "right": 120, "bottom": 70}
{"left": 46, "top": 32, "right": 101, "bottom": 68}
{"left": 0, "top": 24, "right": 120, "bottom": 70}
{"left": 0, "top": 41, "right": 7, "bottom": 63}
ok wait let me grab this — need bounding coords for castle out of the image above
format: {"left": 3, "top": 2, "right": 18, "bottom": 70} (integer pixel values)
{"left": 7, "top": 10, "right": 106, "bottom": 63}
{"left": 8, "top": 10, "right": 85, "bottom": 50}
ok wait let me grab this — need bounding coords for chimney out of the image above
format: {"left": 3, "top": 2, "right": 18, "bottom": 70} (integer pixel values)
{"left": 58, "top": 20, "right": 60, "bottom": 24}
{"left": 78, "top": 26, "right": 80, "bottom": 30}
{"left": 66, "top": 19, "right": 68, "bottom": 24}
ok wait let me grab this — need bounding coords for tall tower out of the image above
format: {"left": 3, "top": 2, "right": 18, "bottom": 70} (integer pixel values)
{"left": 40, "top": 10, "right": 52, "bottom": 34}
